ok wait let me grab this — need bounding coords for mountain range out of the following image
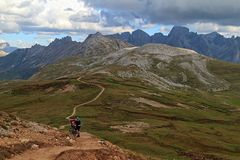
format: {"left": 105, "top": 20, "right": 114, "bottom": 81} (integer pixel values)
{"left": 33, "top": 43, "right": 230, "bottom": 91}
{"left": 108, "top": 26, "right": 240, "bottom": 63}
{"left": 0, "top": 34, "right": 130, "bottom": 80}
{"left": 0, "top": 26, "right": 240, "bottom": 81}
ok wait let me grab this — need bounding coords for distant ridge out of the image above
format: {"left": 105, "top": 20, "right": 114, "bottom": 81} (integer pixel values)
{"left": 0, "top": 42, "right": 18, "bottom": 53}
{"left": 108, "top": 26, "right": 240, "bottom": 63}
{"left": 0, "top": 33, "right": 131, "bottom": 80}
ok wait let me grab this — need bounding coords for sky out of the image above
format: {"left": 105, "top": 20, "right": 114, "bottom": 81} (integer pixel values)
{"left": 1, "top": 0, "right": 240, "bottom": 48}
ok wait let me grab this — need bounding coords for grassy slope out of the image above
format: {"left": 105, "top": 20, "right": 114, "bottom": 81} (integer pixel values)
{"left": 77, "top": 74, "right": 240, "bottom": 160}
{"left": 0, "top": 79, "right": 100, "bottom": 127}
{"left": 0, "top": 60, "right": 240, "bottom": 159}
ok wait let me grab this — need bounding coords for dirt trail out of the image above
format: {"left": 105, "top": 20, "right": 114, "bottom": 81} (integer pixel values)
{"left": 7, "top": 78, "right": 116, "bottom": 160}
{"left": 5, "top": 78, "right": 144, "bottom": 160}
{"left": 66, "top": 77, "right": 105, "bottom": 119}
{"left": 59, "top": 77, "right": 105, "bottom": 129}
{"left": 9, "top": 132, "right": 105, "bottom": 160}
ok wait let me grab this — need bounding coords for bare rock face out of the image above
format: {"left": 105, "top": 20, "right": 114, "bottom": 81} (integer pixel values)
{"left": 91, "top": 44, "right": 229, "bottom": 91}
{"left": 34, "top": 43, "right": 230, "bottom": 91}
{"left": 77, "top": 32, "right": 132, "bottom": 56}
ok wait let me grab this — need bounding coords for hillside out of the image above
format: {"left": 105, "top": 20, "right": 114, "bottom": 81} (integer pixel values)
{"left": 0, "top": 43, "right": 233, "bottom": 159}
{"left": 108, "top": 26, "right": 240, "bottom": 63}
{"left": 33, "top": 44, "right": 229, "bottom": 91}
{"left": 0, "top": 112, "right": 144, "bottom": 160}
{"left": 0, "top": 62, "right": 240, "bottom": 159}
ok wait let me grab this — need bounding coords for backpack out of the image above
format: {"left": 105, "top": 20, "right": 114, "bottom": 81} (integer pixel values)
{"left": 75, "top": 118, "right": 81, "bottom": 127}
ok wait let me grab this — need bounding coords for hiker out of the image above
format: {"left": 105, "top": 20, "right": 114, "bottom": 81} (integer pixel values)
{"left": 75, "top": 117, "right": 81, "bottom": 137}
{"left": 69, "top": 117, "right": 76, "bottom": 130}
{"left": 69, "top": 116, "right": 81, "bottom": 137}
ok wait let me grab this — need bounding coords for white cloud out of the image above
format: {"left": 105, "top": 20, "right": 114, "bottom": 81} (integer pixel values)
{"left": 0, "top": 0, "right": 135, "bottom": 35}
{"left": 1, "top": 0, "right": 240, "bottom": 45}
{"left": 160, "top": 26, "right": 172, "bottom": 35}
{"left": 188, "top": 22, "right": 240, "bottom": 37}
{"left": 47, "top": 38, "right": 54, "bottom": 43}
{"left": 0, "top": 39, "right": 6, "bottom": 43}
{"left": 9, "top": 40, "right": 35, "bottom": 48}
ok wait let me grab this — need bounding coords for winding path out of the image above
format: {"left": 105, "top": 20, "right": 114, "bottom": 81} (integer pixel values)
{"left": 60, "top": 77, "right": 105, "bottom": 129}
{"left": 10, "top": 77, "right": 108, "bottom": 160}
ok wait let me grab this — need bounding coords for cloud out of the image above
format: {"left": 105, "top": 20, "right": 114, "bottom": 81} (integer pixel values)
{"left": 84, "top": 0, "right": 240, "bottom": 26}
{"left": 0, "top": 40, "right": 6, "bottom": 43}
{"left": 8, "top": 39, "right": 35, "bottom": 48}
{"left": 188, "top": 22, "right": 240, "bottom": 37}
{"left": 0, "top": 0, "right": 134, "bottom": 35}
{"left": 64, "top": 8, "right": 74, "bottom": 12}
{"left": 1, "top": 0, "right": 240, "bottom": 39}
{"left": 70, "top": 11, "right": 100, "bottom": 23}
{"left": 98, "top": 10, "right": 147, "bottom": 28}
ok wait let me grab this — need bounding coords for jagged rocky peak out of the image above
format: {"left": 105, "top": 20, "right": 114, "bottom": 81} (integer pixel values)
{"left": 32, "top": 43, "right": 44, "bottom": 48}
{"left": 131, "top": 29, "right": 151, "bottom": 46}
{"left": 107, "top": 26, "right": 240, "bottom": 63}
{"left": 27, "top": 44, "right": 45, "bottom": 53}
{"left": 120, "top": 32, "right": 131, "bottom": 41}
{"left": 205, "top": 32, "right": 223, "bottom": 39}
{"left": 78, "top": 31, "right": 132, "bottom": 56}
{"left": 132, "top": 29, "right": 150, "bottom": 37}
{"left": 121, "top": 32, "right": 131, "bottom": 37}
{"left": 50, "top": 36, "right": 73, "bottom": 46}
{"left": 168, "top": 26, "right": 190, "bottom": 36}
{"left": 86, "top": 32, "right": 103, "bottom": 39}
{"left": 61, "top": 36, "right": 72, "bottom": 41}
{"left": 151, "top": 32, "right": 165, "bottom": 43}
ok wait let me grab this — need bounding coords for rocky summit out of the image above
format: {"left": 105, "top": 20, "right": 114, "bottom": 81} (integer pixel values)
{"left": 108, "top": 26, "right": 240, "bottom": 63}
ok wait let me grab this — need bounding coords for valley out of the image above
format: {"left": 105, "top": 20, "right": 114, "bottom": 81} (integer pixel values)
{"left": 2, "top": 1, "right": 240, "bottom": 160}
{"left": 0, "top": 30, "right": 240, "bottom": 160}
{"left": 0, "top": 59, "right": 240, "bottom": 159}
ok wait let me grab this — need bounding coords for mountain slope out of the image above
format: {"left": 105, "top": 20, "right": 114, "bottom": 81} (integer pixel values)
{"left": 0, "top": 112, "right": 144, "bottom": 160}
{"left": 0, "top": 44, "right": 45, "bottom": 80}
{"left": 77, "top": 32, "right": 132, "bottom": 56}
{"left": 1, "top": 60, "right": 240, "bottom": 159}
{"left": 108, "top": 26, "right": 240, "bottom": 63}
{"left": 32, "top": 44, "right": 229, "bottom": 91}
{"left": 0, "top": 34, "right": 131, "bottom": 80}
